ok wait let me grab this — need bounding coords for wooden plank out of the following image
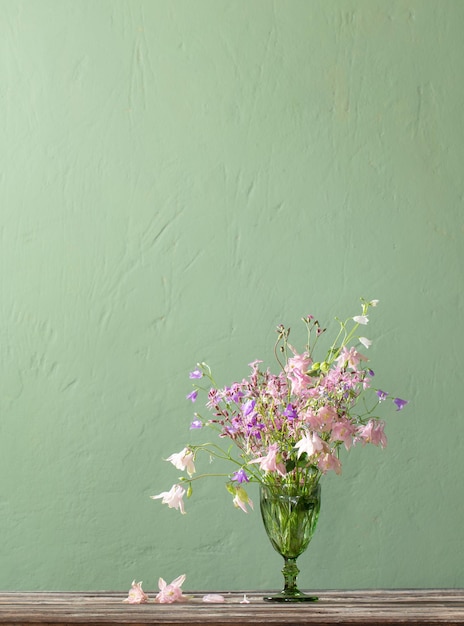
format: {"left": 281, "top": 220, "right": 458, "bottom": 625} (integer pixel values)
{"left": 0, "top": 590, "right": 463, "bottom": 625}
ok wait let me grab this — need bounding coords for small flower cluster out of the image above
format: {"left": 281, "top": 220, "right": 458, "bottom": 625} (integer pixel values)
{"left": 123, "top": 579, "right": 250, "bottom": 605}
{"left": 124, "top": 576, "right": 188, "bottom": 604}
{"left": 153, "top": 299, "right": 407, "bottom": 514}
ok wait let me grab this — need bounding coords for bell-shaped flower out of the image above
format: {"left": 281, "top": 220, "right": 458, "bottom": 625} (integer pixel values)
{"left": 248, "top": 443, "right": 286, "bottom": 476}
{"left": 330, "top": 418, "right": 357, "bottom": 450}
{"left": 151, "top": 484, "right": 186, "bottom": 514}
{"left": 232, "top": 486, "right": 254, "bottom": 513}
{"left": 358, "top": 419, "right": 387, "bottom": 448}
{"left": 294, "top": 432, "right": 324, "bottom": 458}
{"left": 166, "top": 448, "right": 196, "bottom": 476}
{"left": 317, "top": 452, "right": 342, "bottom": 475}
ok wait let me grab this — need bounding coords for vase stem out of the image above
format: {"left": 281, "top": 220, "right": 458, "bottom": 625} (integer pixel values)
{"left": 282, "top": 558, "right": 299, "bottom": 594}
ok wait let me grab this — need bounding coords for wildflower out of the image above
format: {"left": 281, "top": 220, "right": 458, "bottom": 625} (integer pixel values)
{"left": 394, "top": 397, "right": 408, "bottom": 411}
{"left": 336, "top": 346, "right": 368, "bottom": 370}
{"left": 249, "top": 443, "right": 286, "bottom": 476}
{"left": 189, "top": 369, "right": 203, "bottom": 379}
{"left": 154, "top": 574, "right": 188, "bottom": 604}
{"left": 151, "top": 484, "right": 187, "bottom": 514}
{"left": 353, "top": 315, "right": 369, "bottom": 325}
{"left": 294, "top": 432, "right": 324, "bottom": 458}
{"left": 190, "top": 418, "right": 203, "bottom": 429}
{"left": 231, "top": 468, "right": 249, "bottom": 483}
{"left": 232, "top": 486, "right": 254, "bottom": 513}
{"left": 358, "top": 419, "right": 387, "bottom": 448}
{"left": 123, "top": 581, "right": 149, "bottom": 604}
{"left": 166, "top": 448, "right": 196, "bottom": 476}
{"left": 186, "top": 390, "right": 198, "bottom": 402}
{"left": 283, "top": 404, "right": 298, "bottom": 420}
{"left": 377, "top": 389, "right": 389, "bottom": 401}
{"left": 359, "top": 337, "right": 372, "bottom": 349}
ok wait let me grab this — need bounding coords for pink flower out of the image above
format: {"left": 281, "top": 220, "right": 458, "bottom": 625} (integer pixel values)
{"left": 336, "top": 346, "right": 368, "bottom": 370}
{"left": 285, "top": 348, "right": 312, "bottom": 395}
{"left": 358, "top": 419, "right": 387, "bottom": 448}
{"left": 232, "top": 486, "right": 254, "bottom": 513}
{"left": 123, "top": 581, "right": 149, "bottom": 604}
{"left": 249, "top": 443, "right": 286, "bottom": 476}
{"left": 155, "top": 574, "right": 188, "bottom": 604}
{"left": 294, "top": 432, "right": 324, "bottom": 458}
{"left": 330, "top": 418, "right": 356, "bottom": 450}
{"left": 151, "top": 484, "right": 186, "bottom": 514}
{"left": 318, "top": 452, "right": 342, "bottom": 475}
{"left": 166, "top": 448, "right": 196, "bottom": 476}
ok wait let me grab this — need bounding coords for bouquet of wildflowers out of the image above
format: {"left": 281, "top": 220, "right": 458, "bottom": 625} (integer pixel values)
{"left": 153, "top": 299, "right": 407, "bottom": 514}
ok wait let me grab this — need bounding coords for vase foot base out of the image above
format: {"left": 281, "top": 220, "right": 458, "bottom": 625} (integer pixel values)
{"left": 263, "top": 593, "right": 318, "bottom": 603}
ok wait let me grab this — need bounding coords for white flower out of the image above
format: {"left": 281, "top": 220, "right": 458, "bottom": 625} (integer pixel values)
{"left": 359, "top": 337, "right": 372, "bottom": 349}
{"left": 166, "top": 448, "right": 196, "bottom": 476}
{"left": 353, "top": 315, "right": 369, "bottom": 325}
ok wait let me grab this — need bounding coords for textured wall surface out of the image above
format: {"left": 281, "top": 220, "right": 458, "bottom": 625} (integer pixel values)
{"left": 1, "top": 0, "right": 463, "bottom": 591}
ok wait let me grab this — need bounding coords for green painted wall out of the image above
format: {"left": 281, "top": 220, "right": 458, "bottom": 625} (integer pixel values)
{"left": 1, "top": 0, "right": 463, "bottom": 592}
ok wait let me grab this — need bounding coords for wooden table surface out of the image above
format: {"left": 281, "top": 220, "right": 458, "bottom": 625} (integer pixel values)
{"left": 0, "top": 589, "right": 463, "bottom": 626}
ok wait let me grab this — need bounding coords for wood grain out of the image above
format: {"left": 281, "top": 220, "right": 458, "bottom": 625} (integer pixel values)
{"left": 0, "top": 589, "right": 463, "bottom": 626}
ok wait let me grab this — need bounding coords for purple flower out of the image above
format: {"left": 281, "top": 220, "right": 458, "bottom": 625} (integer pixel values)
{"left": 394, "top": 397, "right": 408, "bottom": 411}
{"left": 190, "top": 418, "right": 203, "bottom": 429}
{"left": 231, "top": 468, "right": 249, "bottom": 483}
{"left": 242, "top": 399, "right": 256, "bottom": 417}
{"left": 189, "top": 369, "right": 203, "bottom": 379}
{"left": 186, "top": 390, "right": 198, "bottom": 402}
{"left": 283, "top": 404, "right": 298, "bottom": 421}
{"left": 368, "top": 369, "right": 375, "bottom": 377}
{"left": 377, "top": 389, "right": 389, "bottom": 401}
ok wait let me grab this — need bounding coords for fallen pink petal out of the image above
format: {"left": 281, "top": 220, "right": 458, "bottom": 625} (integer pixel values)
{"left": 202, "top": 594, "right": 225, "bottom": 603}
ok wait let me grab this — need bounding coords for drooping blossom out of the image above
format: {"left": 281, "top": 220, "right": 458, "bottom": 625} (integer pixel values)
{"left": 186, "top": 390, "right": 198, "bottom": 402}
{"left": 189, "top": 369, "right": 203, "bottom": 379}
{"left": 231, "top": 468, "right": 249, "bottom": 483}
{"left": 318, "top": 452, "right": 342, "bottom": 475}
{"left": 394, "top": 397, "right": 408, "bottom": 411}
{"left": 359, "top": 337, "right": 372, "bottom": 349}
{"left": 330, "top": 418, "right": 357, "bottom": 450}
{"left": 151, "top": 484, "right": 186, "bottom": 514}
{"left": 358, "top": 419, "right": 387, "bottom": 448}
{"left": 377, "top": 389, "right": 389, "bottom": 401}
{"left": 249, "top": 443, "right": 286, "bottom": 476}
{"left": 123, "top": 581, "right": 149, "bottom": 604}
{"left": 154, "top": 574, "right": 188, "bottom": 604}
{"left": 166, "top": 448, "right": 196, "bottom": 476}
{"left": 190, "top": 418, "right": 203, "bottom": 429}
{"left": 353, "top": 315, "right": 369, "bottom": 325}
{"left": 294, "top": 432, "right": 324, "bottom": 458}
{"left": 232, "top": 486, "right": 254, "bottom": 513}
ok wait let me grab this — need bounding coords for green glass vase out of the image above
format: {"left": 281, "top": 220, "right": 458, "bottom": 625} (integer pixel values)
{"left": 259, "top": 482, "right": 321, "bottom": 602}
